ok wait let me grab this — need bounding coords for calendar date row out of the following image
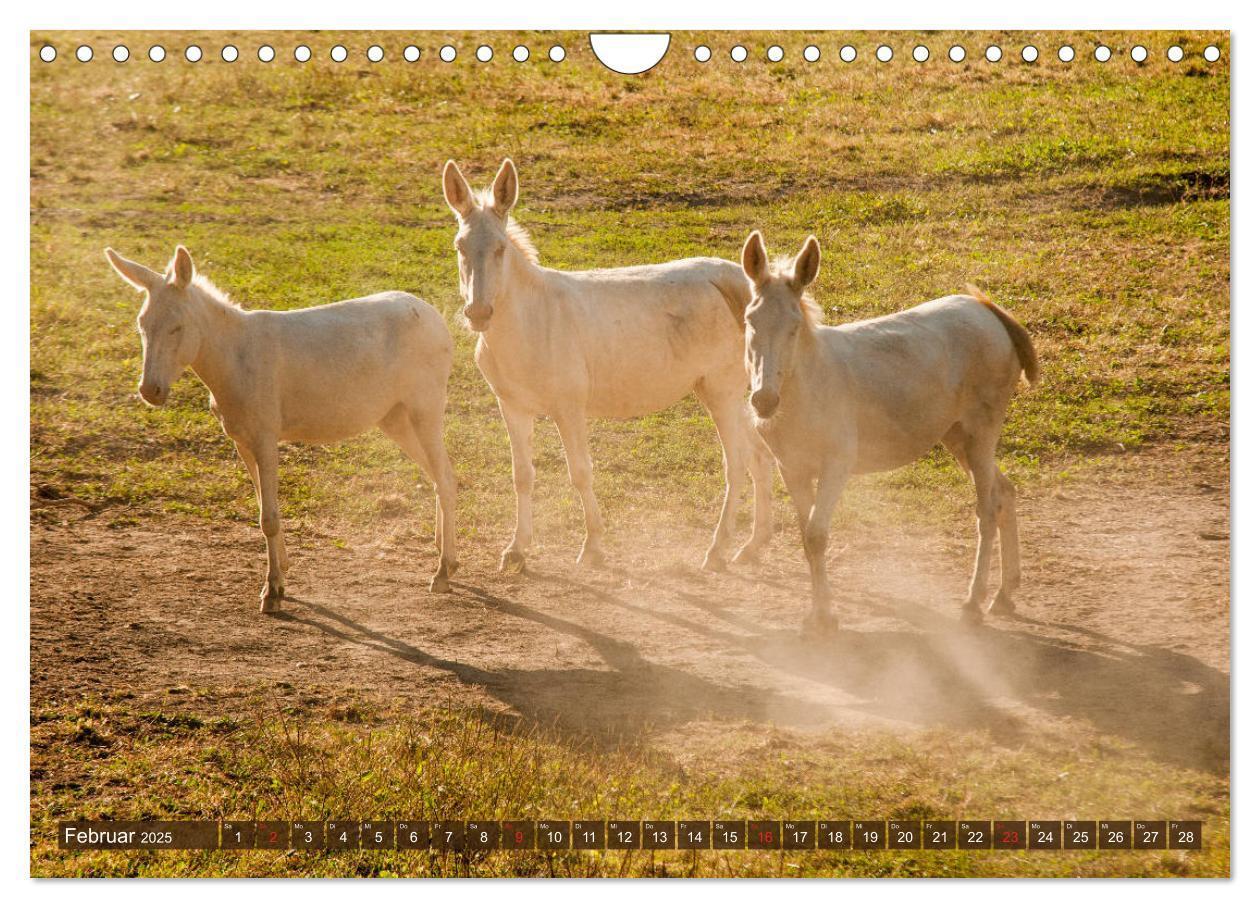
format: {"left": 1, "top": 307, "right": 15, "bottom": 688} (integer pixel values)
{"left": 59, "top": 819, "right": 1203, "bottom": 851}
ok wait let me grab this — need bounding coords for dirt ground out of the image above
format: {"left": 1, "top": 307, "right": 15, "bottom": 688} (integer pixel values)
{"left": 30, "top": 450, "right": 1229, "bottom": 777}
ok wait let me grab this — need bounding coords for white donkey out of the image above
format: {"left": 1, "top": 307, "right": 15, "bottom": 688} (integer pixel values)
{"left": 105, "top": 246, "right": 459, "bottom": 611}
{"left": 735, "top": 231, "right": 1039, "bottom": 633}
{"left": 442, "top": 159, "right": 773, "bottom": 572}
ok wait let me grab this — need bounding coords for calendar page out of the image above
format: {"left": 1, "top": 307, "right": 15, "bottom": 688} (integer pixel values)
{"left": 28, "top": 25, "right": 1229, "bottom": 880}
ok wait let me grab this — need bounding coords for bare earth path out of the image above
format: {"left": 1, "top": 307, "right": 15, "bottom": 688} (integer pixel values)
{"left": 31, "top": 455, "right": 1229, "bottom": 777}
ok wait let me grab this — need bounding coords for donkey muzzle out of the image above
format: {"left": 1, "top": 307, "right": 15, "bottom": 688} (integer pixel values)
{"left": 463, "top": 302, "right": 493, "bottom": 332}
{"left": 750, "top": 388, "right": 780, "bottom": 418}
{"left": 138, "top": 381, "right": 169, "bottom": 406}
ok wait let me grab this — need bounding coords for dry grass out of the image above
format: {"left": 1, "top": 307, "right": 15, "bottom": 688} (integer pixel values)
{"left": 31, "top": 689, "right": 1228, "bottom": 877}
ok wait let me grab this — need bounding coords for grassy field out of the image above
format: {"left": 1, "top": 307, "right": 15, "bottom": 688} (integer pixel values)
{"left": 31, "top": 689, "right": 1228, "bottom": 877}
{"left": 29, "top": 29, "right": 1229, "bottom": 877}
{"left": 31, "top": 29, "right": 1228, "bottom": 537}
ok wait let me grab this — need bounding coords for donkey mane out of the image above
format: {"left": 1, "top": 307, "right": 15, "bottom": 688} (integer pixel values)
{"left": 473, "top": 188, "right": 540, "bottom": 264}
{"left": 190, "top": 274, "right": 244, "bottom": 310}
{"left": 771, "top": 255, "right": 824, "bottom": 328}
{"left": 505, "top": 219, "right": 540, "bottom": 264}
{"left": 796, "top": 290, "right": 824, "bottom": 329}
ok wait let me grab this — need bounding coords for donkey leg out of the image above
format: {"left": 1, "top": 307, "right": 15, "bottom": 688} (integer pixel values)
{"left": 245, "top": 441, "right": 285, "bottom": 613}
{"left": 383, "top": 405, "right": 458, "bottom": 594}
{"left": 696, "top": 390, "right": 750, "bottom": 571}
{"left": 410, "top": 406, "right": 460, "bottom": 593}
{"left": 735, "top": 429, "right": 775, "bottom": 564}
{"left": 554, "top": 411, "right": 605, "bottom": 567}
{"left": 800, "top": 465, "right": 849, "bottom": 636}
{"left": 989, "top": 469, "right": 1021, "bottom": 615}
{"left": 237, "top": 442, "right": 289, "bottom": 575}
{"left": 961, "top": 435, "right": 1000, "bottom": 622}
{"left": 498, "top": 401, "right": 536, "bottom": 572}
{"left": 778, "top": 465, "right": 816, "bottom": 538}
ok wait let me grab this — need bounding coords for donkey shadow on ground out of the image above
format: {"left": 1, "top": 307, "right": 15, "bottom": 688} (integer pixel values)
{"left": 281, "top": 565, "right": 1228, "bottom": 775}
{"left": 278, "top": 590, "right": 824, "bottom": 745}
{"left": 557, "top": 561, "right": 1228, "bottom": 775}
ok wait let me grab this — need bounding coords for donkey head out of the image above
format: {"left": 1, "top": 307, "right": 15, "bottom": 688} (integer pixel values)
{"left": 442, "top": 158, "right": 519, "bottom": 332}
{"left": 739, "top": 231, "right": 821, "bottom": 419}
{"left": 104, "top": 245, "right": 202, "bottom": 406}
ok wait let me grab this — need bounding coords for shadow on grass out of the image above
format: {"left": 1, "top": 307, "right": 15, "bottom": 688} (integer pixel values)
{"left": 282, "top": 561, "right": 1227, "bottom": 776}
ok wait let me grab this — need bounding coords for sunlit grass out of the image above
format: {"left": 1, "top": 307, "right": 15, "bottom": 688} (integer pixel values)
{"left": 30, "top": 692, "right": 1228, "bottom": 878}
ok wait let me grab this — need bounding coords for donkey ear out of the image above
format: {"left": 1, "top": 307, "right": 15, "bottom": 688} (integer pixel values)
{"left": 104, "top": 248, "right": 162, "bottom": 292}
{"left": 168, "top": 245, "right": 195, "bottom": 290}
{"left": 741, "top": 230, "right": 770, "bottom": 284}
{"left": 490, "top": 158, "right": 518, "bottom": 217}
{"left": 791, "top": 235, "right": 821, "bottom": 291}
{"left": 442, "top": 160, "right": 475, "bottom": 219}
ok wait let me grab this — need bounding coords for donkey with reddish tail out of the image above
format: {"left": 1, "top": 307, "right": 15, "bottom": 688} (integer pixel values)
{"left": 733, "top": 231, "right": 1039, "bottom": 634}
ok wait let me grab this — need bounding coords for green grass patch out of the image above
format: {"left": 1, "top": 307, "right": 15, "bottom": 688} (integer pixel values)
{"left": 31, "top": 691, "right": 1228, "bottom": 878}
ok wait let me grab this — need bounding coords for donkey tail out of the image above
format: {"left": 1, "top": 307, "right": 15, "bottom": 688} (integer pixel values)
{"left": 965, "top": 284, "right": 1040, "bottom": 387}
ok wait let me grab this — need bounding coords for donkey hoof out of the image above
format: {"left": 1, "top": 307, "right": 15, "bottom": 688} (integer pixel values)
{"left": 960, "top": 601, "right": 985, "bottom": 625}
{"left": 987, "top": 592, "right": 1017, "bottom": 616}
{"left": 701, "top": 552, "right": 726, "bottom": 573}
{"left": 429, "top": 574, "right": 451, "bottom": 594}
{"left": 801, "top": 610, "right": 839, "bottom": 638}
{"left": 577, "top": 547, "right": 605, "bottom": 568}
{"left": 731, "top": 544, "right": 760, "bottom": 566}
{"left": 259, "top": 589, "right": 284, "bottom": 614}
{"left": 499, "top": 550, "right": 527, "bottom": 573}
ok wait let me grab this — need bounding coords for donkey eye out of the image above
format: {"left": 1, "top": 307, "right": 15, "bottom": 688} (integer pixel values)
{"left": 169, "top": 325, "right": 183, "bottom": 336}
{"left": 494, "top": 247, "right": 505, "bottom": 259}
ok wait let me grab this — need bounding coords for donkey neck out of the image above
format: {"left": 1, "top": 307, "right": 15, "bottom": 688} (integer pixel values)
{"left": 479, "top": 244, "right": 548, "bottom": 347}
{"left": 185, "top": 285, "right": 249, "bottom": 398}
{"left": 779, "top": 323, "right": 826, "bottom": 412}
